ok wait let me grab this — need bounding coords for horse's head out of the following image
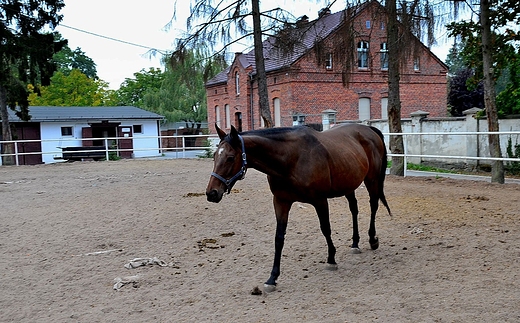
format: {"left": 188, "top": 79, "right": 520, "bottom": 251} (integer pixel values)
{"left": 206, "top": 124, "right": 247, "bottom": 203}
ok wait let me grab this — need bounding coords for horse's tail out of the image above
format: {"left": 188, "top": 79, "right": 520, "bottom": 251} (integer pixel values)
{"left": 369, "top": 126, "right": 392, "bottom": 216}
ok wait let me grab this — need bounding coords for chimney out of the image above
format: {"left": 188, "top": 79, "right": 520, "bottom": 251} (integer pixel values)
{"left": 318, "top": 8, "right": 331, "bottom": 18}
{"left": 296, "top": 15, "right": 309, "bottom": 27}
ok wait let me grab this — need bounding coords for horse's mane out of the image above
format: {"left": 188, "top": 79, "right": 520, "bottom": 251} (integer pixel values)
{"left": 241, "top": 126, "right": 313, "bottom": 140}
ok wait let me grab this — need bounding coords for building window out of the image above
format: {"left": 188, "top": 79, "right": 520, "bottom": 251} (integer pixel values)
{"left": 235, "top": 71, "right": 240, "bottom": 95}
{"left": 273, "top": 98, "right": 281, "bottom": 127}
{"left": 322, "top": 110, "right": 336, "bottom": 131}
{"left": 380, "top": 42, "right": 388, "bottom": 70}
{"left": 414, "top": 57, "right": 420, "bottom": 71}
{"left": 381, "top": 97, "right": 388, "bottom": 119}
{"left": 357, "top": 41, "right": 369, "bottom": 68}
{"left": 215, "top": 106, "right": 221, "bottom": 127}
{"left": 366, "top": 20, "right": 371, "bottom": 29}
{"left": 61, "top": 126, "right": 73, "bottom": 136}
{"left": 133, "top": 125, "right": 143, "bottom": 134}
{"left": 325, "top": 53, "right": 333, "bottom": 70}
{"left": 225, "top": 104, "right": 231, "bottom": 128}
{"left": 358, "top": 97, "right": 371, "bottom": 121}
{"left": 292, "top": 114, "right": 306, "bottom": 126}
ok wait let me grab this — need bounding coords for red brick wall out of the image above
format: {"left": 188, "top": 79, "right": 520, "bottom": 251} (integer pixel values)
{"left": 206, "top": 6, "right": 448, "bottom": 133}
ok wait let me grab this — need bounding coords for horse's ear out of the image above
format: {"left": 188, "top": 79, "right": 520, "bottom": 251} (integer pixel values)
{"left": 230, "top": 125, "right": 238, "bottom": 136}
{"left": 229, "top": 125, "right": 240, "bottom": 144}
{"left": 215, "top": 123, "right": 226, "bottom": 140}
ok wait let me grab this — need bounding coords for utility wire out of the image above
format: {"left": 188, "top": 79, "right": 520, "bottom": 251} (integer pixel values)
{"left": 59, "top": 23, "right": 169, "bottom": 55}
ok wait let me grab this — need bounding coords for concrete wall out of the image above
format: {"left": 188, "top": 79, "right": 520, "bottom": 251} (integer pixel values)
{"left": 363, "top": 109, "right": 520, "bottom": 170}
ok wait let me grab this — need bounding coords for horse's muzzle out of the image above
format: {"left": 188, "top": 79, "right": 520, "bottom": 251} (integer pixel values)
{"left": 206, "top": 189, "right": 223, "bottom": 203}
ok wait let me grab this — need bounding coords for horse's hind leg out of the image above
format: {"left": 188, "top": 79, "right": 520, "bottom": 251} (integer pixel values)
{"left": 313, "top": 199, "right": 337, "bottom": 269}
{"left": 346, "top": 192, "right": 361, "bottom": 253}
{"left": 365, "top": 181, "right": 380, "bottom": 250}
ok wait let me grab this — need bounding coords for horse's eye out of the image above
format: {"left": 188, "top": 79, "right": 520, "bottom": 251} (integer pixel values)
{"left": 226, "top": 156, "right": 235, "bottom": 163}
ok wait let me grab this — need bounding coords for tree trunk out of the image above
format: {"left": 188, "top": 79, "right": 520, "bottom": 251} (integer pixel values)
{"left": 251, "top": 0, "right": 273, "bottom": 128}
{"left": 0, "top": 85, "right": 16, "bottom": 166}
{"left": 480, "top": 0, "right": 504, "bottom": 183}
{"left": 386, "top": 0, "right": 404, "bottom": 176}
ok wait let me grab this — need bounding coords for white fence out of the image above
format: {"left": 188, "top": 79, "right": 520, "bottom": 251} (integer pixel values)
{"left": 0, "top": 134, "right": 212, "bottom": 166}
{"left": 1, "top": 132, "right": 520, "bottom": 174}
{"left": 383, "top": 131, "right": 520, "bottom": 176}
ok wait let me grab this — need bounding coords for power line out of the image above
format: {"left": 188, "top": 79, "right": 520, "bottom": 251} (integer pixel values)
{"left": 59, "top": 24, "right": 169, "bottom": 55}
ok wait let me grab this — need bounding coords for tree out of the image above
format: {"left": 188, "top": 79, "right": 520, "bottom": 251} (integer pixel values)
{"left": 114, "top": 68, "right": 165, "bottom": 107}
{"left": 172, "top": 0, "right": 302, "bottom": 128}
{"left": 448, "top": 68, "right": 484, "bottom": 116}
{"left": 141, "top": 48, "right": 227, "bottom": 134}
{"left": 448, "top": 0, "right": 520, "bottom": 183}
{"left": 1, "top": 0, "right": 65, "bottom": 165}
{"left": 496, "top": 51, "right": 520, "bottom": 116}
{"left": 28, "top": 69, "right": 114, "bottom": 106}
{"left": 381, "top": 0, "right": 438, "bottom": 176}
{"left": 52, "top": 35, "right": 97, "bottom": 79}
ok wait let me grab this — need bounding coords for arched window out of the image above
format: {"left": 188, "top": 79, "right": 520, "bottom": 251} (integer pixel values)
{"left": 235, "top": 71, "right": 240, "bottom": 95}
{"left": 273, "top": 98, "right": 281, "bottom": 127}
{"left": 358, "top": 98, "right": 371, "bottom": 121}
{"left": 225, "top": 104, "right": 230, "bottom": 128}
{"left": 215, "top": 106, "right": 221, "bottom": 127}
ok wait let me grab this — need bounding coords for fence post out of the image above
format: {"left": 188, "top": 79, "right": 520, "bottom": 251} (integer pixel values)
{"left": 464, "top": 108, "right": 483, "bottom": 171}
{"left": 104, "top": 138, "right": 109, "bottom": 161}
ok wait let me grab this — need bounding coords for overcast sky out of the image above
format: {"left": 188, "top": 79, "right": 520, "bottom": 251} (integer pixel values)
{"left": 55, "top": 0, "right": 451, "bottom": 89}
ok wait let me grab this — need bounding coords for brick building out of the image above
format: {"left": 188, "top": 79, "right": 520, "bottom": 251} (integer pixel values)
{"left": 205, "top": 1, "right": 448, "bottom": 133}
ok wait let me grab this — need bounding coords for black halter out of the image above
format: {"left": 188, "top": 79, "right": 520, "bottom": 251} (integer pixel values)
{"left": 211, "top": 134, "right": 247, "bottom": 193}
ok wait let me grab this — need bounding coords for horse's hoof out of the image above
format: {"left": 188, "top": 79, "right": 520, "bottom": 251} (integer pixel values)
{"left": 325, "top": 263, "right": 338, "bottom": 271}
{"left": 370, "top": 238, "right": 379, "bottom": 250}
{"left": 351, "top": 247, "right": 362, "bottom": 254}
{"left": 263, "top": 284, "right": 276, "bottom": 293}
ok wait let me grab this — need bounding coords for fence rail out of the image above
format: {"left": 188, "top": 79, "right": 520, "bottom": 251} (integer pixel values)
{"left": 1, "top": 132, "right": 520, "bottom": 174}
{"left": 0, "top": 134, "right": 213, "bottom": 166}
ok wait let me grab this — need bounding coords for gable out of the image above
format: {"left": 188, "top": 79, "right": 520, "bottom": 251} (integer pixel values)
{"left": 206, "top": 0, "right": 447, "bottom": 88}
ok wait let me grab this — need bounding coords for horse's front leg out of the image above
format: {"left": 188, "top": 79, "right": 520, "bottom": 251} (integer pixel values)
{"left": 313, "top": 199, "right": 337, "bottom": 270}
{"left": 264, "top": 196, "right": 292, "bottom": 292}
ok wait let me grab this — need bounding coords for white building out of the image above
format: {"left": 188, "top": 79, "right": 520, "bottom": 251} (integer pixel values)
{"left": 1, "top": 106, "right": 164, "bottom": 165}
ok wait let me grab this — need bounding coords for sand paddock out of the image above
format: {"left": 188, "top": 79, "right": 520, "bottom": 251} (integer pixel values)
{"left": 1, "top": 158, "right": 519, "bottom": 322}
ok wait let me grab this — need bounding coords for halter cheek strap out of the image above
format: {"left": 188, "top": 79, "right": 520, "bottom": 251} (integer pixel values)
{"left": 211, "top": 134, "right": 247, "bottom": 194}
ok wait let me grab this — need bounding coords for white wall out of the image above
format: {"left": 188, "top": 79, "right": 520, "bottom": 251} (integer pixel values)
{"left": 38, "top": 120, "right": 161, "bottom": 164}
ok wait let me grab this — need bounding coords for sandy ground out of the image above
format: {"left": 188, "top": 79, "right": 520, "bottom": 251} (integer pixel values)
{"left": 0, "top": 158, "right": 519, "bottom": 323}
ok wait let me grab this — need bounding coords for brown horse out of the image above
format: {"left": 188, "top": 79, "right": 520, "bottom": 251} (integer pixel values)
{"left": 206, "top": 123, "right": 391, "bottom": 291}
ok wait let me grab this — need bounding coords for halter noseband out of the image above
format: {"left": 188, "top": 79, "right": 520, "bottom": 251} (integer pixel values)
{"left": 211, "top": 134, "right": 247, "bottom": 193}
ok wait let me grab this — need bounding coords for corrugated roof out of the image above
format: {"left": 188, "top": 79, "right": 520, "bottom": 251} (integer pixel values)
{"left": 5, "top": 106, "right": 164, "bottom": 122}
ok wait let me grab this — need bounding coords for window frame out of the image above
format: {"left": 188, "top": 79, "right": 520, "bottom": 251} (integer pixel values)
{"left": 133, "top": 124, "right": 143, "bottom": 134}
{"left": 380, "top": 42, "right": 388, "bottom": 70}
{"left": 357, "top": 41, "right": 370, "bottom": 69}
{"left": 61, "top": 126, "right": 73, "bottom": 137}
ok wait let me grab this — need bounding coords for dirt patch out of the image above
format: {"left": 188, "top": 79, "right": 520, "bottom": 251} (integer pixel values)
{"left": 0, "top": 159, "right": 519, "bottom": 322}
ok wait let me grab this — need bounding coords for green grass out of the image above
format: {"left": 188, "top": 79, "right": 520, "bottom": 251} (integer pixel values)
{"left": 405, "top": 163, "right": 459, "bottom": 174}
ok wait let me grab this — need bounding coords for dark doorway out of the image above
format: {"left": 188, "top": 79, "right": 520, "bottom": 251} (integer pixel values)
{"left": 117, "top": 126, "right": 133, "bottom": 158}
{"left": 235, "top": 112, "right": 243, "bottom": 132}
{"left": 13, "top": 123, "right": 42, "bottom": 165}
